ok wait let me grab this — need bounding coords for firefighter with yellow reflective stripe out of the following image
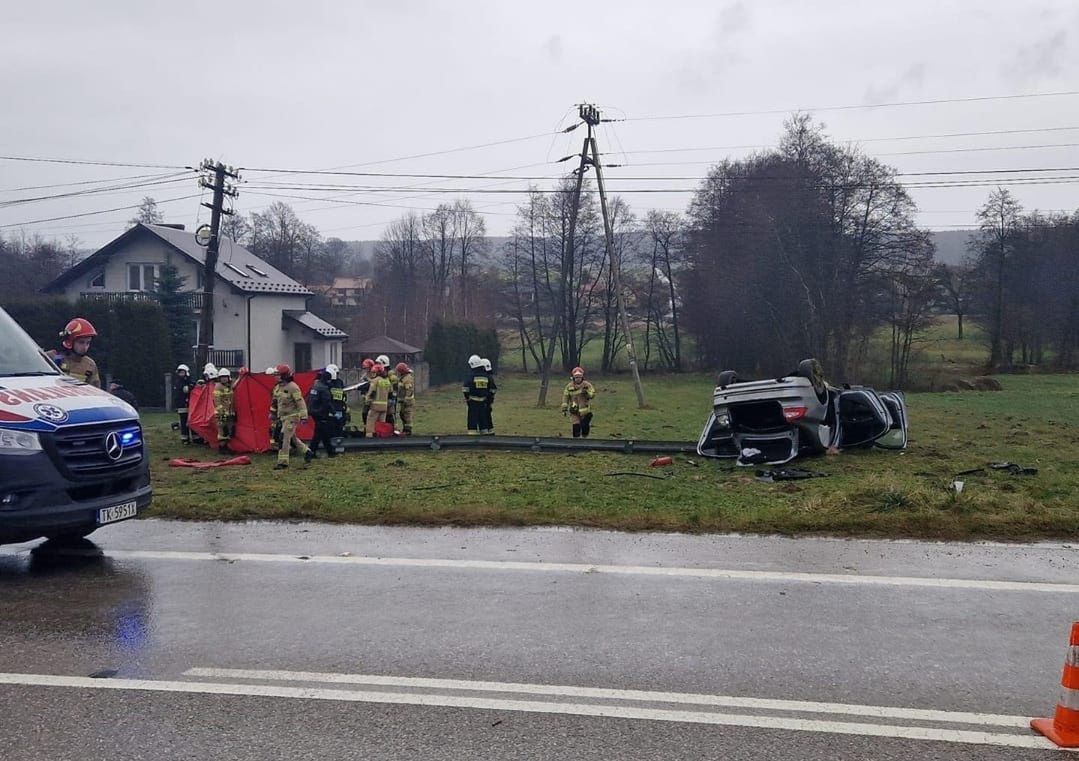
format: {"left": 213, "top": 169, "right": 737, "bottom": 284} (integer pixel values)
{"left": 394, "top": 362, "right": 416, "bottom": 435}
{"left": 270, "top": 363, "right": 310, "bottom": 469}
{"left": 462, "top": 354, "right": 492, "bottom": 435}
{"left": 324, "top": 362, "right": 348, "bottom": 444}
{"left": 365, "top": 363, "right": 393, "bottom": 436}
{"left": 212, "top": 368, "right": 236, "bottom": 452}
{"left": 561, "top": 366, "right": 596, "bottom": 438}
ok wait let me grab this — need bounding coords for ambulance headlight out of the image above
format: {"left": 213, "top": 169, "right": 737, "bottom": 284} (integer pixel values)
{"left": 0, "top": 428, "right": 42, "bottom": 453}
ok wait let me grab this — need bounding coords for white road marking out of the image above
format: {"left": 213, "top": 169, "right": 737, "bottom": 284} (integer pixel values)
{"left": 184, "top": 667, "right": 1030, "bottom": 728}
{"left": 60, "top": 548, "right": 1079, "bottom": 593}
{"left": 0, "top": 672, "right": 1059, "bottom": 750}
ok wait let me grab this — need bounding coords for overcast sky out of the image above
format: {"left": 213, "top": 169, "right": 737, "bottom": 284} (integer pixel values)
{"left": 2, "top": 0, "right": 1078, "bottom": 248}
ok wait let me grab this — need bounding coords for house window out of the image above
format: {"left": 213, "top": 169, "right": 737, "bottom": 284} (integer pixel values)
{"left": 88, "top": 271, "right": 105, "bottom": 289}
{"left": 294, "top": 343, "right": 312, "bottom": 372}
{"left": 128, "top": 263, "right": 157, "bottom": 292}
{"left": 330, "top": 343, "right": 339, "bottom": 364}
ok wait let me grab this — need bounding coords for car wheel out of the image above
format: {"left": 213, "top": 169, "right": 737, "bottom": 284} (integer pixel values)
{"left": 796, "top": 359, "right": 828, "bottom": 404}
{"left": 717, "top": 370, "right": 739, "bottom": 387}
{"left": 44, "top": 527, "right": 97, "bottom": 545}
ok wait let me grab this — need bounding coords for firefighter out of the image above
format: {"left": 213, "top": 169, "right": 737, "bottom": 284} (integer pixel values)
{"left": 306, "top": 368, "right": 336, "bottom": 460}
{"left": 364, "top": 363, "right": 393, "bottom": 436}
{"left": 480, "top": 357, "right": 497, "bottom": 435}
{"left": 212, "top": 368, "right": 236, "bottom": 453}
{"left": 264, "top": 367, "right": 282, "bottom": 450}
{"left": 198, "top": 362, "right": 218, "bottom": 386}
{"left": 54, "top": 317, "right": 101, "bottom": 387}
{"left": 561, "top": 366, "right": 596, "bottom": 438}
{"left": 356, "top": 358, "right": 375, "bottom": 436}
{"left": 394, "top": 362, "right": 416, "bottom": 435}
{"left": 325, "top": 363, "right": 349, "bottom": 444}
{"left": 462, "top": 354, "right": 492, "bottom": 435}
{"left": 270, "top": 363, "right": 311, "bottom": 469}
{"left": 376, "top": 354, "right": 397, "bottom": 426}
{"left": 174, "top": 364, "right": 193, "bottom": 443}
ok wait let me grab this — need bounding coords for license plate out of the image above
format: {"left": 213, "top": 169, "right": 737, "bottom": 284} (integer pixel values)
{"left": 98, "top": 501, "right": 137, "bottom": 525}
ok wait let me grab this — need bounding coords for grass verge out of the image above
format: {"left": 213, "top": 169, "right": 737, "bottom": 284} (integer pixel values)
{"left": 141, "top": 373, "right": 1079, "bottom": 540}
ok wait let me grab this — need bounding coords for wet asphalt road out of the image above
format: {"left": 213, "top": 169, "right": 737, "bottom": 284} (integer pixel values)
{"left": 0, "top": 520, "right": 1076, "bottom": 760}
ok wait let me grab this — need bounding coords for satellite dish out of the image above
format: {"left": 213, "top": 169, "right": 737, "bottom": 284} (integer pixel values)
{"left": 195, "top": 225, "right": 212, "bottom": 247}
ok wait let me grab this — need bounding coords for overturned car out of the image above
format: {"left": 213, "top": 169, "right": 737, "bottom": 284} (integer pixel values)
{"left": 696, "top": 359, "right": 908, "bottom": 466}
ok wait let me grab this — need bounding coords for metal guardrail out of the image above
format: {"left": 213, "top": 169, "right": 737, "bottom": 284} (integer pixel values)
{"left": 339, "top": 435, "right": 696, "bottom": 455}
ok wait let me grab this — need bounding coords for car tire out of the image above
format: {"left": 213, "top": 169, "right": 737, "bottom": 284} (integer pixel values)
{"left": 796, "top": 359, "right": 829, "bottom": 405}
{"left": 717, "top": 370, "right": 739, "bottom": 387}
{"left": 44, "top": 527, "right": 97, "bottom": 544}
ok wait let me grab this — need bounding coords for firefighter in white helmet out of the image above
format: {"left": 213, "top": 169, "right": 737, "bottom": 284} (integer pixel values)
{"left": 212, "top": 368, "right": 236, "bottom": 452}
{"left": 174, "top": 364, "right": 193, "bottom": 443}
{"left": 462, "top": 354, "right": 493, "bottom": 434}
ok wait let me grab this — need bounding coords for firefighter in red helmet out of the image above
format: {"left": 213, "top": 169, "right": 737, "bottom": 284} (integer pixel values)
{"left": 270, "top": 363, "right": 311, "bottom": 469}
{"left": 54, "top": 317, "right": 101, "bottom": 387}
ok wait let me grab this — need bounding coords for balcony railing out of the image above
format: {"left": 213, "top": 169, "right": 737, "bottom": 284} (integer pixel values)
{"left": 80, "top": 291, "right": 208, "bottom": 309}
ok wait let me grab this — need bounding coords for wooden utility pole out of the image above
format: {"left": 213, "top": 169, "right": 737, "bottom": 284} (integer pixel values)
{"left": 578, "top": 104, "right": 647, "bottom": 408}
{"left": 194, "top": 159, "right": 240, "bottom": 373}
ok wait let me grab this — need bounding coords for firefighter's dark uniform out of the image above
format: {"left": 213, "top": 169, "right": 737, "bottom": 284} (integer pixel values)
{"left": 328, "top": 376, "right": 349, "bottom": 439}
{"left": 463, "top": 368, "right": 493, "bottom": 435}
{"left": 173, "top": 373, "right": 192, "bottom": 442}
{"left": 357, "top": 372, "right": 372, "bottom": 437}
{"left": 307, "top": 373, "right": 336, "bottom": 458}
{"left": 482, "top": 367, "right": 497, "bottom": 435}
{"left": 562, "top": 379, "right": 596, "bottom": 438}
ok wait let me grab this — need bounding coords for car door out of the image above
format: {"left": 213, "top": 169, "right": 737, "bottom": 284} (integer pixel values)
{"left": 835, "top": 388, "right": 892, "bottom": 448}
{"left": 874, "top": 391, "right": 909, "bottom": 450}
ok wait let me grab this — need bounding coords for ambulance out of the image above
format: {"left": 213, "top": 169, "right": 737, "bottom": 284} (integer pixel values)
{"left": 0, "top": 307, "right": 151, "bottom": 544}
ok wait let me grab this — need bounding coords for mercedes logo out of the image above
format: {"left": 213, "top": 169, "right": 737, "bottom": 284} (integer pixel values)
{"left": 104, "top": 431, "right": 124, "bottom": 461}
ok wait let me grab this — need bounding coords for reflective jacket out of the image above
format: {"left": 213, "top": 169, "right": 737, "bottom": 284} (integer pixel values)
{"left": 562, "top": 380, "right": 596, "bottom": 414}
{"left": 213, "top": 383, "right": 235, "bottom": 419}
{"left": 54, "top": 350, "right": 100, "bottom": 388}
{"left": 272, "top": 380, "right": 307, "bottom": 420}
{"left": 462, "top": 370, "right": 491, "bottom": 402}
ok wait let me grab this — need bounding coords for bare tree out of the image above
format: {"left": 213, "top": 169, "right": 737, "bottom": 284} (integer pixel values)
{"left": 972, "top": 188, "right": 1022, "bottom": 368}
{"left": 935, "top": 261, "right": 976, "bottom": 340}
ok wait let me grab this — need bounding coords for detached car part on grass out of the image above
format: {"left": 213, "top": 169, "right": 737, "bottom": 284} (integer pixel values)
{"left": 696, "top": 359, "right": 908, "bottom": 466}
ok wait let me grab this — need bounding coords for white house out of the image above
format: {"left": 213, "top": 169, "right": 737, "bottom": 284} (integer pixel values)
{"left": 43, "top": 223, "right": 347, "bottom": 372}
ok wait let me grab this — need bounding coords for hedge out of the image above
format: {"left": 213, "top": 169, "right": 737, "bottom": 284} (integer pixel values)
{"left": 425, "top": 321, "right": 501, "bottom": 386}
{"left": 5, "top": 298, "right": 172, "bottom": 406}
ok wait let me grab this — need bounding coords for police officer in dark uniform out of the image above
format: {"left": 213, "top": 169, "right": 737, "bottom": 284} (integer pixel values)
{"left": 306, "top": 368, "right": 336, "bottom": 461}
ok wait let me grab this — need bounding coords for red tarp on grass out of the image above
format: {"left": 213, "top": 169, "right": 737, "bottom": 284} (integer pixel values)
{"left": 188, "top": 370, "right": 318, "bottom": 454}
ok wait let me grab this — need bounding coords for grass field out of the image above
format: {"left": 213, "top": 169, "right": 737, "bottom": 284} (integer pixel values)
{"left": 141, "top": 371, "right": 1079, "bottom": 540}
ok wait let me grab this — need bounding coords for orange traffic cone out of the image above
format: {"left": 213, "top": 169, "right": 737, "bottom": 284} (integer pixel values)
{"left": 1031, "top": 621, "right": 1079, "bottom": 748}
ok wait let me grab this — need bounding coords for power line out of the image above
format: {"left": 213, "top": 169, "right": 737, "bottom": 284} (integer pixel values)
{"left": 618, "top": 90, "right": 1079, "bottom": 122}
{"left": 0, "top": 172, "right": 195, "bottom": 209}
{"left": 0, "top": 155, "right": 190, "bottom": 169}
{"left": 0, "top": 194, "right": 202, "bottom": 229}
{"left": 0, "top": 170, "right": 184, "bottom": 193}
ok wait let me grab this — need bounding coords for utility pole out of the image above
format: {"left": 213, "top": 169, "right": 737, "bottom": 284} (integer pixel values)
{"left": 194, "top": 159, "right": 240, "bottom": 373}
{"left": 576, "top": 104, "right": 647, "bottom": 408}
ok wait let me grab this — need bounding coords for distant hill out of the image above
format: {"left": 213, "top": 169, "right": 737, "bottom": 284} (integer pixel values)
{"left": 930, "top": 230, "right": 976, "bottom": 266}
{"left": 342, "top": 232, "right": 978, "bottom": 266}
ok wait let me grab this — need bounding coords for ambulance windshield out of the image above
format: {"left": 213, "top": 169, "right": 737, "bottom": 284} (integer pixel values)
{"left": 0, "top": 308, "right": 60, "bottom": 377}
